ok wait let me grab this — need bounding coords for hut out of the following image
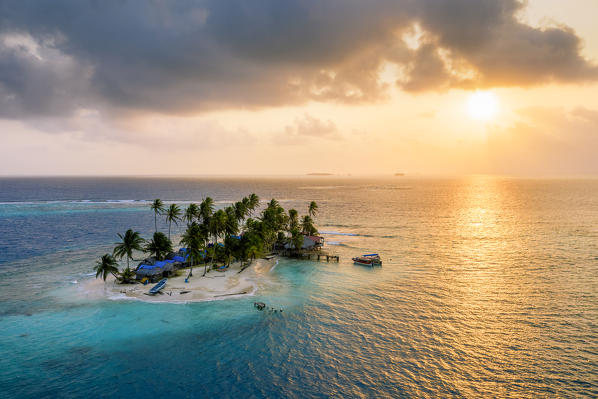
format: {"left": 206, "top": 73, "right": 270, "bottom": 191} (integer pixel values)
{"left": 135, "top": 259, "right": 176, "bottom": 282}
{"left": 284, "top": 235, "right": 324, "bottom": 250}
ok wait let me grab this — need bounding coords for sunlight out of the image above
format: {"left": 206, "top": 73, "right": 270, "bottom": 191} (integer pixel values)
{"left": 466, "top": 91, "right": 500, "bottom": 121}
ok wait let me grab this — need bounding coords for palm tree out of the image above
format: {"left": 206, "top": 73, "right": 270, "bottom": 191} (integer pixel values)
{"left": 165, "top": 203, "right": 182, "bottom": 240}
{"left": 208, "top": 210, "right": 227, "bottom": 271}
{"left": 210, "top": 209, "right": 227, "bottom": 244}
{"left": 301, "top": 215, "right": 317, "bottom": 236}
{"left": 234, "top": 201, "right": 247, "bottom": 232}
{"left": 150, "top": 199, "right": 166, "bottom": 233}
{"left": 94, "top": 254, "right": 119, "bottom": 281}
{"left": 199, "top": 197, "right": 215, "bottom": 224}
{"left": 291, "top": 229, "right": 304, "bottom": 250}
{"left": 180, "top": 222, "right": 206, "bottom": 277}
{"left": 113, "top": 229, "right": 145, "bottom": 272}
{"left": 247, "top": 193, "right": 260, "bottom": 216}
{"left": 268, "top": 198, "right": 279, "bottom": 209}
{"left": 245, "top": 245, "right": 259, "bottom": 264}
{"left": 184, "top": 203, "right": 199, "bottom": 227}
{"left": 242, "top": 196, "right": 251, "bottom": 213}
{"left": 225, "top": 206, "right": 239, "bottom": 238}
{"left": 145, "top": 232, "right": 173, "bottom": 261}
{"left": 118, "top": 267, "right": 136, "bottom": 284}
{"left": 308, "top": 201, "right": 318, "bottom": 218}
{"left": 288, "top": 209, "right": 299, "bottom": 231}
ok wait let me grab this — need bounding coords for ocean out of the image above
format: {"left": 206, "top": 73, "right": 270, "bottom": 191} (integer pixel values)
{"left": 0, "top": 176, "right": 597, "bottom": 398}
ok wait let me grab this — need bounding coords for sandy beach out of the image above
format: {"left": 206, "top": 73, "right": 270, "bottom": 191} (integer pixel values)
{"left": 79, "top": 257, "right": 278, "bottom": 303}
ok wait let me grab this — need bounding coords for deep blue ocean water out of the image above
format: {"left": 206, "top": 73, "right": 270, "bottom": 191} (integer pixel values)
{"left": 1, "top": 176, "right": 597, "bottom": 398}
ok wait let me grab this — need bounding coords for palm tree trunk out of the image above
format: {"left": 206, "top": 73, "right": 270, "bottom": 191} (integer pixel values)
{"left": 168, "top": 221, "right": 171, "bottom": 240}
{"left": 154, "top": 212, "right": 157, "bottom": 233}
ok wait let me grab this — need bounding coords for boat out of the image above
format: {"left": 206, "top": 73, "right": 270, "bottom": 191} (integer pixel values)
{"left": 352, "top": 253, "right": 382, "bottom": 266}
{"left": 148, "top": 278, "right": 167, "bottom": 295}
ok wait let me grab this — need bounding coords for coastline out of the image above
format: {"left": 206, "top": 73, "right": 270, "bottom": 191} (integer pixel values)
{"left": 79, "top": 257, "right": 278, "bottom": 304}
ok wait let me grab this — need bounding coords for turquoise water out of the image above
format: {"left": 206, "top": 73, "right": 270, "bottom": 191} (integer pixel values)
{"left": 1, "top": 177, "right": 597, "bottom": 397}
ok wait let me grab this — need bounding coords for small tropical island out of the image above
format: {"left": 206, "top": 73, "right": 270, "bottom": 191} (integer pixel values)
{"left": 88, "top": 194, "right": 325, "bottom": 302}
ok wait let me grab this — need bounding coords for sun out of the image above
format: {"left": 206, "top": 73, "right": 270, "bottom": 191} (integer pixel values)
{"left": 466, "top": 91, "right": 500, "bottom": 121}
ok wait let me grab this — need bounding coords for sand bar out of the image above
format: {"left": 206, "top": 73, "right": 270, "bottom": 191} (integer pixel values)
{"left": 79, "top": 257, "right": 278, "bottom": 303}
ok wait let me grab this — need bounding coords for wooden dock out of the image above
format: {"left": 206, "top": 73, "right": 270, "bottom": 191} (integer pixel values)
{"left": 279, "top": 249, "right": 339, "bottom": 262}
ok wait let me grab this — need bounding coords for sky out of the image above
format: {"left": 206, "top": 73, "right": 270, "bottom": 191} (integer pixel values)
{"left": 0, "top": 0, "right": 597, "bottom": 176}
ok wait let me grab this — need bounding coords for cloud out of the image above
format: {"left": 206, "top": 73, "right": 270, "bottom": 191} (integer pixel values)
{"left": 0, "top": 0, "right": 596, "bottom": 119}
{"left": 0, "top": 32, "right": 93, "bottom": 118}
{"left": 273, "top": 114, "right": 340, "bottom": 145}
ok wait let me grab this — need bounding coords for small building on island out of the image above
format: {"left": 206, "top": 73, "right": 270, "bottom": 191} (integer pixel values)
{"left": 284, "top": 235, "right": 324, "bottom": 251}
{"left": 135, "top": 249, "right": 189, "bottom": 282}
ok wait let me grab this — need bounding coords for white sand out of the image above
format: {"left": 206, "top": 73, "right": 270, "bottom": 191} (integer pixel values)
{"left": 79, "top": 258, "right": 278, "bottom": 303}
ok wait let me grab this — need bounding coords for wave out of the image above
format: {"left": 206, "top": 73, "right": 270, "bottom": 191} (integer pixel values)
{"left": 319, "top": 231, "right": 358, "bottom": 236}
{"left": 328, "top": 242, "right": 353, "bottom": 248}
{"left": 270, "top": 259, "right": 280, "bottom": 272}
{"left": 320, "top": 230, "right": 375, "bottom": 238}
{"left": 0, "top": 199, "right": 150, "bottom": 206}
{"left": 0, "top": 199, "right": 240, "bottom": 206}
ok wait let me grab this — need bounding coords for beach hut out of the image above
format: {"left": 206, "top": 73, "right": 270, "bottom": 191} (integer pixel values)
{"left": 135, "top": 264, "right": 163, "bottom": 281}
{"left": 135, "top": 259, "right": 176, "bottom": 282}
{"left": 284, "top": 235, "right": 324, "bottom": 250}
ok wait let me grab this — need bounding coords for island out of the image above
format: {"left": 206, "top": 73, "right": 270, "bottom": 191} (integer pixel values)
{"left": 306, "top": 172, "right": 333, "bottom": 176}
{"left": 90, "top": 194, "right": 328, "bottom": 303}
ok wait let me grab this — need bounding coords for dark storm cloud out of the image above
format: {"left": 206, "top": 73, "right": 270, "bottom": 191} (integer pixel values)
{"left": 0, "top": 0, "right": 596, "bottom": 118}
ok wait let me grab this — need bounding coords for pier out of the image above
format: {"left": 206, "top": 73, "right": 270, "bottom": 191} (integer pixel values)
{"left": 279, "top": 249, "right": 339, "bottom": 262}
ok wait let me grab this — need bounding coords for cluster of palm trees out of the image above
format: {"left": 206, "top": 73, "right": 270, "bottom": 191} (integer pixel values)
{"left": 94, "top": 194, "right": 319, "bottom": 284}
{"left": 178, "top": 194, "right": 260, "bottom": 276}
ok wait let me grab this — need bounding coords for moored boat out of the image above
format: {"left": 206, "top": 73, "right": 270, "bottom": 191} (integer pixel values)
{"left": 352, "top": 253, "right": 382, "bottom": 266}
{"left": 148, "top": 278, "right": 167, "bottom": 295}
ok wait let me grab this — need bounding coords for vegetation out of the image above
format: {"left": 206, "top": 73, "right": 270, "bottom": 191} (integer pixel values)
{"left": 179, "top": 222, "right": 206, "bottom": 277}
{"left": 94, "top": 254, "right": 119, "bottom": 281}
{"left": 308, "top": 201, "right": 318, "bottom": 218}
{"left": 165, "top": 204, "right": 181, "bottom": 240}
{"left": 118, "top": 267, "right": 137, "bottom": 284}
{"left": 96, "top": 192, "right": 320, "bottom": 283}
{"left": 113, "top": 229, "right": 145, "bottom": 272}
{"left": 150, "top": 198, "right": 166, "bottom": 233}
{"left": 145, "top": 232, "right": 173, "bottom": 261}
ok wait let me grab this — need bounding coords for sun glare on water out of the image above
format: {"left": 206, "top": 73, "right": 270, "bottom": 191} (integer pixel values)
{"left": 466, "top": 91, "right": 500, "bottom": 121}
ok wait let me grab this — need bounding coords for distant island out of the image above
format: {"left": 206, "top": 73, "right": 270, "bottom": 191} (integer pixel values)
{"left": 394, "top": 173, "right": 405, "bottom": 176}
{"left": 307, "top": 173, "right": 333, "bottom": 176}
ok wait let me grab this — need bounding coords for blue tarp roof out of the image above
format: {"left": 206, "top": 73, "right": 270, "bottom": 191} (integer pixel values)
{"left": 154, "top": 260, "right": 167, "bottom": 267}
{"left": 363, "top": 254, "right": 379, "bottom": 257}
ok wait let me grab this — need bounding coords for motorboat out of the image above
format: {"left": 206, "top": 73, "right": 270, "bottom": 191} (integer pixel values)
{"left": 352, "top": 253, "right": 382, "bottom": 266}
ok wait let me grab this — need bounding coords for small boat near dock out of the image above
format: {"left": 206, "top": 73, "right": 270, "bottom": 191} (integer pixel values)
{"left": 148, "top": 278, "right": 167, "bottom": 295}
{"left": 352, "top": 254, "right": 382, "bottom": 267}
